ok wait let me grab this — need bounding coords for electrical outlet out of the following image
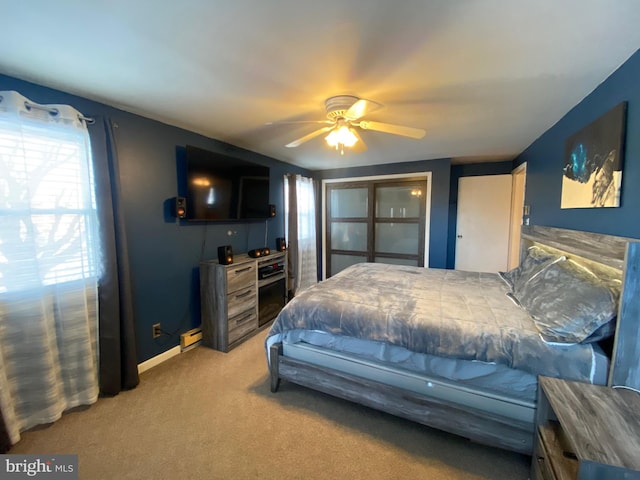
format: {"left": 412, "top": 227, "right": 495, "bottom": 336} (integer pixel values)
{"left": 152, "top": 323, "right": 162, "bottom": 338}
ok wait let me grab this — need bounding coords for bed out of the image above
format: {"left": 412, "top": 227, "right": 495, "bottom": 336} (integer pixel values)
{"left": 265, "top": 225, "right": 640, "bottom": 454}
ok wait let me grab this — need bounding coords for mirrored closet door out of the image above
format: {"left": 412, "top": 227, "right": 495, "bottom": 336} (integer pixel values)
{"left": 325, "top": 178, "right": 427, "bottom": 277}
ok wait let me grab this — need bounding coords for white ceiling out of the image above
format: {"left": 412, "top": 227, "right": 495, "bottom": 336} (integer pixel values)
{"left": 1, "top": 1, "right": 640, "bottom": 170}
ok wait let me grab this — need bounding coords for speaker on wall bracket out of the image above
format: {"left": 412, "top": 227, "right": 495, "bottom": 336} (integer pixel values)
{"left": 218, "top": 245, "right": 233, "bottom": 265}
{"left": 269, "top": 204, "right": 276, "bottom": 217}
{"left": 173, "top": 196, "right": 187, "bottom": 219}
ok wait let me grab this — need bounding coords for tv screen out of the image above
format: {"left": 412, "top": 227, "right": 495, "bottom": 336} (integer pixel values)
{"left": 185, "top": 145, "right": 270, "bottom": 221}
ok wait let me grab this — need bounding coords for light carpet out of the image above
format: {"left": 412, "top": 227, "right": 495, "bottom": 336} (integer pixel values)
{"left": 9, "top": 330, "right": 531, "bottom": 479}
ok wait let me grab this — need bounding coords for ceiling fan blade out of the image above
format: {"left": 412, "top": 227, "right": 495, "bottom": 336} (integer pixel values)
{"left": 358, "top": 120, "right": 425, "bottom": 139}
{"left": 266, "top": 120, "right": 332, "bottom": 126}
{"left": 344, "top": 98, "right": 382, "bottom": 121}
{"left": 285, "top": 126, "right": 334, "bottom": 148}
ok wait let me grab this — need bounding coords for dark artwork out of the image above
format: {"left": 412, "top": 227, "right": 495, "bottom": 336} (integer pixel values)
{"left": 561, "top": 102, "right": 627, "bottom": 208}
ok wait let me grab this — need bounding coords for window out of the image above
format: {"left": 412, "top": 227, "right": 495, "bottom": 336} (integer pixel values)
{"left": 284, "top": 175, "right": 316, "bottom": 241}
{"left": 284, "top": 174, "right": 318, "bottom": 293}
{"left": 0, "top": 114, "right": 99, "bottom": 293}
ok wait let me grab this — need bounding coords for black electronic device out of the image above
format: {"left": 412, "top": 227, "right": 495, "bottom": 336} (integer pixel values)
{"left": 248, "top": 247, "right": 270, "bottom": 258}
{"left": 217, "top": 245, "right": 233, "bottom": 265}
{"left": 184, "top": 145, "right": 271, "bottom": 221}
{"left": 258, "top": 261, "right": 285, "bottom": 280}
{"left": 269, "top": 204, "right": 276, "bottom": 217}
{"left": 276, "top": 237, "right": 286, "bottom": 251}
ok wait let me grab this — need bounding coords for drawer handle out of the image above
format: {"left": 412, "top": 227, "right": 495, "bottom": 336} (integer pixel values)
{"left": 235, "top": 290, "right": 253, "bottom": 299}
{"left": 235, "top": 313, "right": 253, "bottom": 325}
{"left": 234, "top": 266, "right": 252, "bottom": 274}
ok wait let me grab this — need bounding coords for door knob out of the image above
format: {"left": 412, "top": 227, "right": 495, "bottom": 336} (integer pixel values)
{"left": 457, "top": 234, "right": 463, "bottom": 238}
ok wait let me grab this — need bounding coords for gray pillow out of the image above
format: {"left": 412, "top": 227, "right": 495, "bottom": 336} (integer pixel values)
{"left": 512, "top": 260, "right": 617, "bottom": 344}
{"left": 499, "top": 246, "right": 564, "bottom": 291}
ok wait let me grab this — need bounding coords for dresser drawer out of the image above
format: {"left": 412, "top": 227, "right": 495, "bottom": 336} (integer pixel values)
{"left": 227, "top": 263, "right": 256, "bottom": 293}
{"left": 228, "top": 309, "right": 258, "bottom": 344}
{"left": 227, "top": 285, "right": 257, "bottom": 318}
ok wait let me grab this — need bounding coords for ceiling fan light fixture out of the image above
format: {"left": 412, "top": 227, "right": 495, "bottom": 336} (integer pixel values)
{"left": 325, "top": 125, "right": 358, "bottom": 154}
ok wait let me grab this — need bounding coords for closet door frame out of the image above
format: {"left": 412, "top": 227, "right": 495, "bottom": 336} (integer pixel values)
{"left": 321, "top": 172, "right": 432, "bottom": 279}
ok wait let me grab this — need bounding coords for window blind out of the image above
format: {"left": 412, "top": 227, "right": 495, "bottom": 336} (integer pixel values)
{"left": 0, "top": 114, "right": 99, "bottom": 293}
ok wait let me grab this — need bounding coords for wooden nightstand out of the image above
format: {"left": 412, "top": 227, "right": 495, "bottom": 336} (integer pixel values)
{"left": 532, "top": 376, "right": 640, "bottom": 479}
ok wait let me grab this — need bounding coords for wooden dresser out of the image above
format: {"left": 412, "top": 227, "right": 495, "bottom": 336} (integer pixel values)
{"left": 200, "top": 251, "right": 286, "bottom": 352}
{"left": 532, "top": 376, "right": 640, "bottom": 479}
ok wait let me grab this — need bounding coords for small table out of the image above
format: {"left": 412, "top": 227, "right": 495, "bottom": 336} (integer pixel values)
{"left": 532, "top": 376, "right": 640, "bottom": 479}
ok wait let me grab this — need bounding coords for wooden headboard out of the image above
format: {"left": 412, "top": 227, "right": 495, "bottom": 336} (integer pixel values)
{"left": 520, "top": 225, "right": 640, "bottom": 391}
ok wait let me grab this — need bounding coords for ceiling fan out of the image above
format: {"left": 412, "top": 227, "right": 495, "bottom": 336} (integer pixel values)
{"left": 272, "top": 95, "right": 426, "bottom": 155}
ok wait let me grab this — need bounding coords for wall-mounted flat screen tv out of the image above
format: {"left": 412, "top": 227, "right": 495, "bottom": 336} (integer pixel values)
{"left": 185, "top": 145, "right": 270, "bottom": 221}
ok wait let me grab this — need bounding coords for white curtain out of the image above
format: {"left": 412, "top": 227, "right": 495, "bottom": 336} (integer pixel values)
{"left": 0, "top": 91, "right": 100, "bottom": 445}
{"left": 284, "top": 174, "right": 318, "bottom": 295}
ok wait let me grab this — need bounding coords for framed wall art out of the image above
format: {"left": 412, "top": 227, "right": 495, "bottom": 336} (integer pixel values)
{"left": 561, "top": 102, "right": 627, "bottom": 209}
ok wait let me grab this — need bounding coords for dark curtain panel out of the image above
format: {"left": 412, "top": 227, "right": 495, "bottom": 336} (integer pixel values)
{"left": 0, "top": 412, "right": 10, "bottom": 453}
{"left": 89, "top": 117, "right": 139, "bottom": 395}
{"left": 285, "top": 174, "right": 299, "bottom": 298}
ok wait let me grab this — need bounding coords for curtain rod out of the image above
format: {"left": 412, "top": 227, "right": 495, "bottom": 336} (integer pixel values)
{"left": 24, "top": 100, "right": 95, "bottom": 124}
{"left": 0, "top": 95, "right": 95, "bottom": 124}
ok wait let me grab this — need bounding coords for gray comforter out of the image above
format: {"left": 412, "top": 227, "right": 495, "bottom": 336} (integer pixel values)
{"left": 266, "top": 263, "right": 600, "bottom": 382}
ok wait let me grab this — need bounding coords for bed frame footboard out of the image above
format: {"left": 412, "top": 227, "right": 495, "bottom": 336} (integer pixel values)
{"left": 269, "top": 342, "right": 533, "bottom": 454}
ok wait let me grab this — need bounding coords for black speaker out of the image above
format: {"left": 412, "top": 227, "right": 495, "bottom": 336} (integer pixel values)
{"left": 248, "top": 248, "right": 262, "bottom": 258}
{"left": 173, "top": 196, "right": 187, "bottom": 219}
{"left": 217, "top": 245, "right": 233, "bottom": 265}
{"left": 269, "top": 204, "right": 276, "bottom": 217}
{"left": 276, "top": 237, "right": 286, "bottom": 252}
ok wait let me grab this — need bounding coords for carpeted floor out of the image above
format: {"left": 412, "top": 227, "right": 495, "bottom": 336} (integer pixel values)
{"left": 9, "top": 330, "right": 531, "bottom": 479}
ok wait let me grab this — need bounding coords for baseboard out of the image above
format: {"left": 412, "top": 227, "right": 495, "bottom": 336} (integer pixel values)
{"left": 137, "top": 345, "right": 181, "bottom": 374}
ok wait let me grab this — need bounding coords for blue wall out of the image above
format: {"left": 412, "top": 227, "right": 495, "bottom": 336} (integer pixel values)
{"left": 515, "top": 48, "right": 640, "bottom": 238}
{"left": 0, "top": 74, "right": 309, "bottom": 362}
{"left": 315, "top": 159, "right": 452, "bottom": 269}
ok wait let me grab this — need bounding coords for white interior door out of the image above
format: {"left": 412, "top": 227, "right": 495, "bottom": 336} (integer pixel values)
{"left": 507, "top": 164, "right": 527, "bottom": 270}
{"left": 455, "top": 175, "right": 512, "bottom": 273}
